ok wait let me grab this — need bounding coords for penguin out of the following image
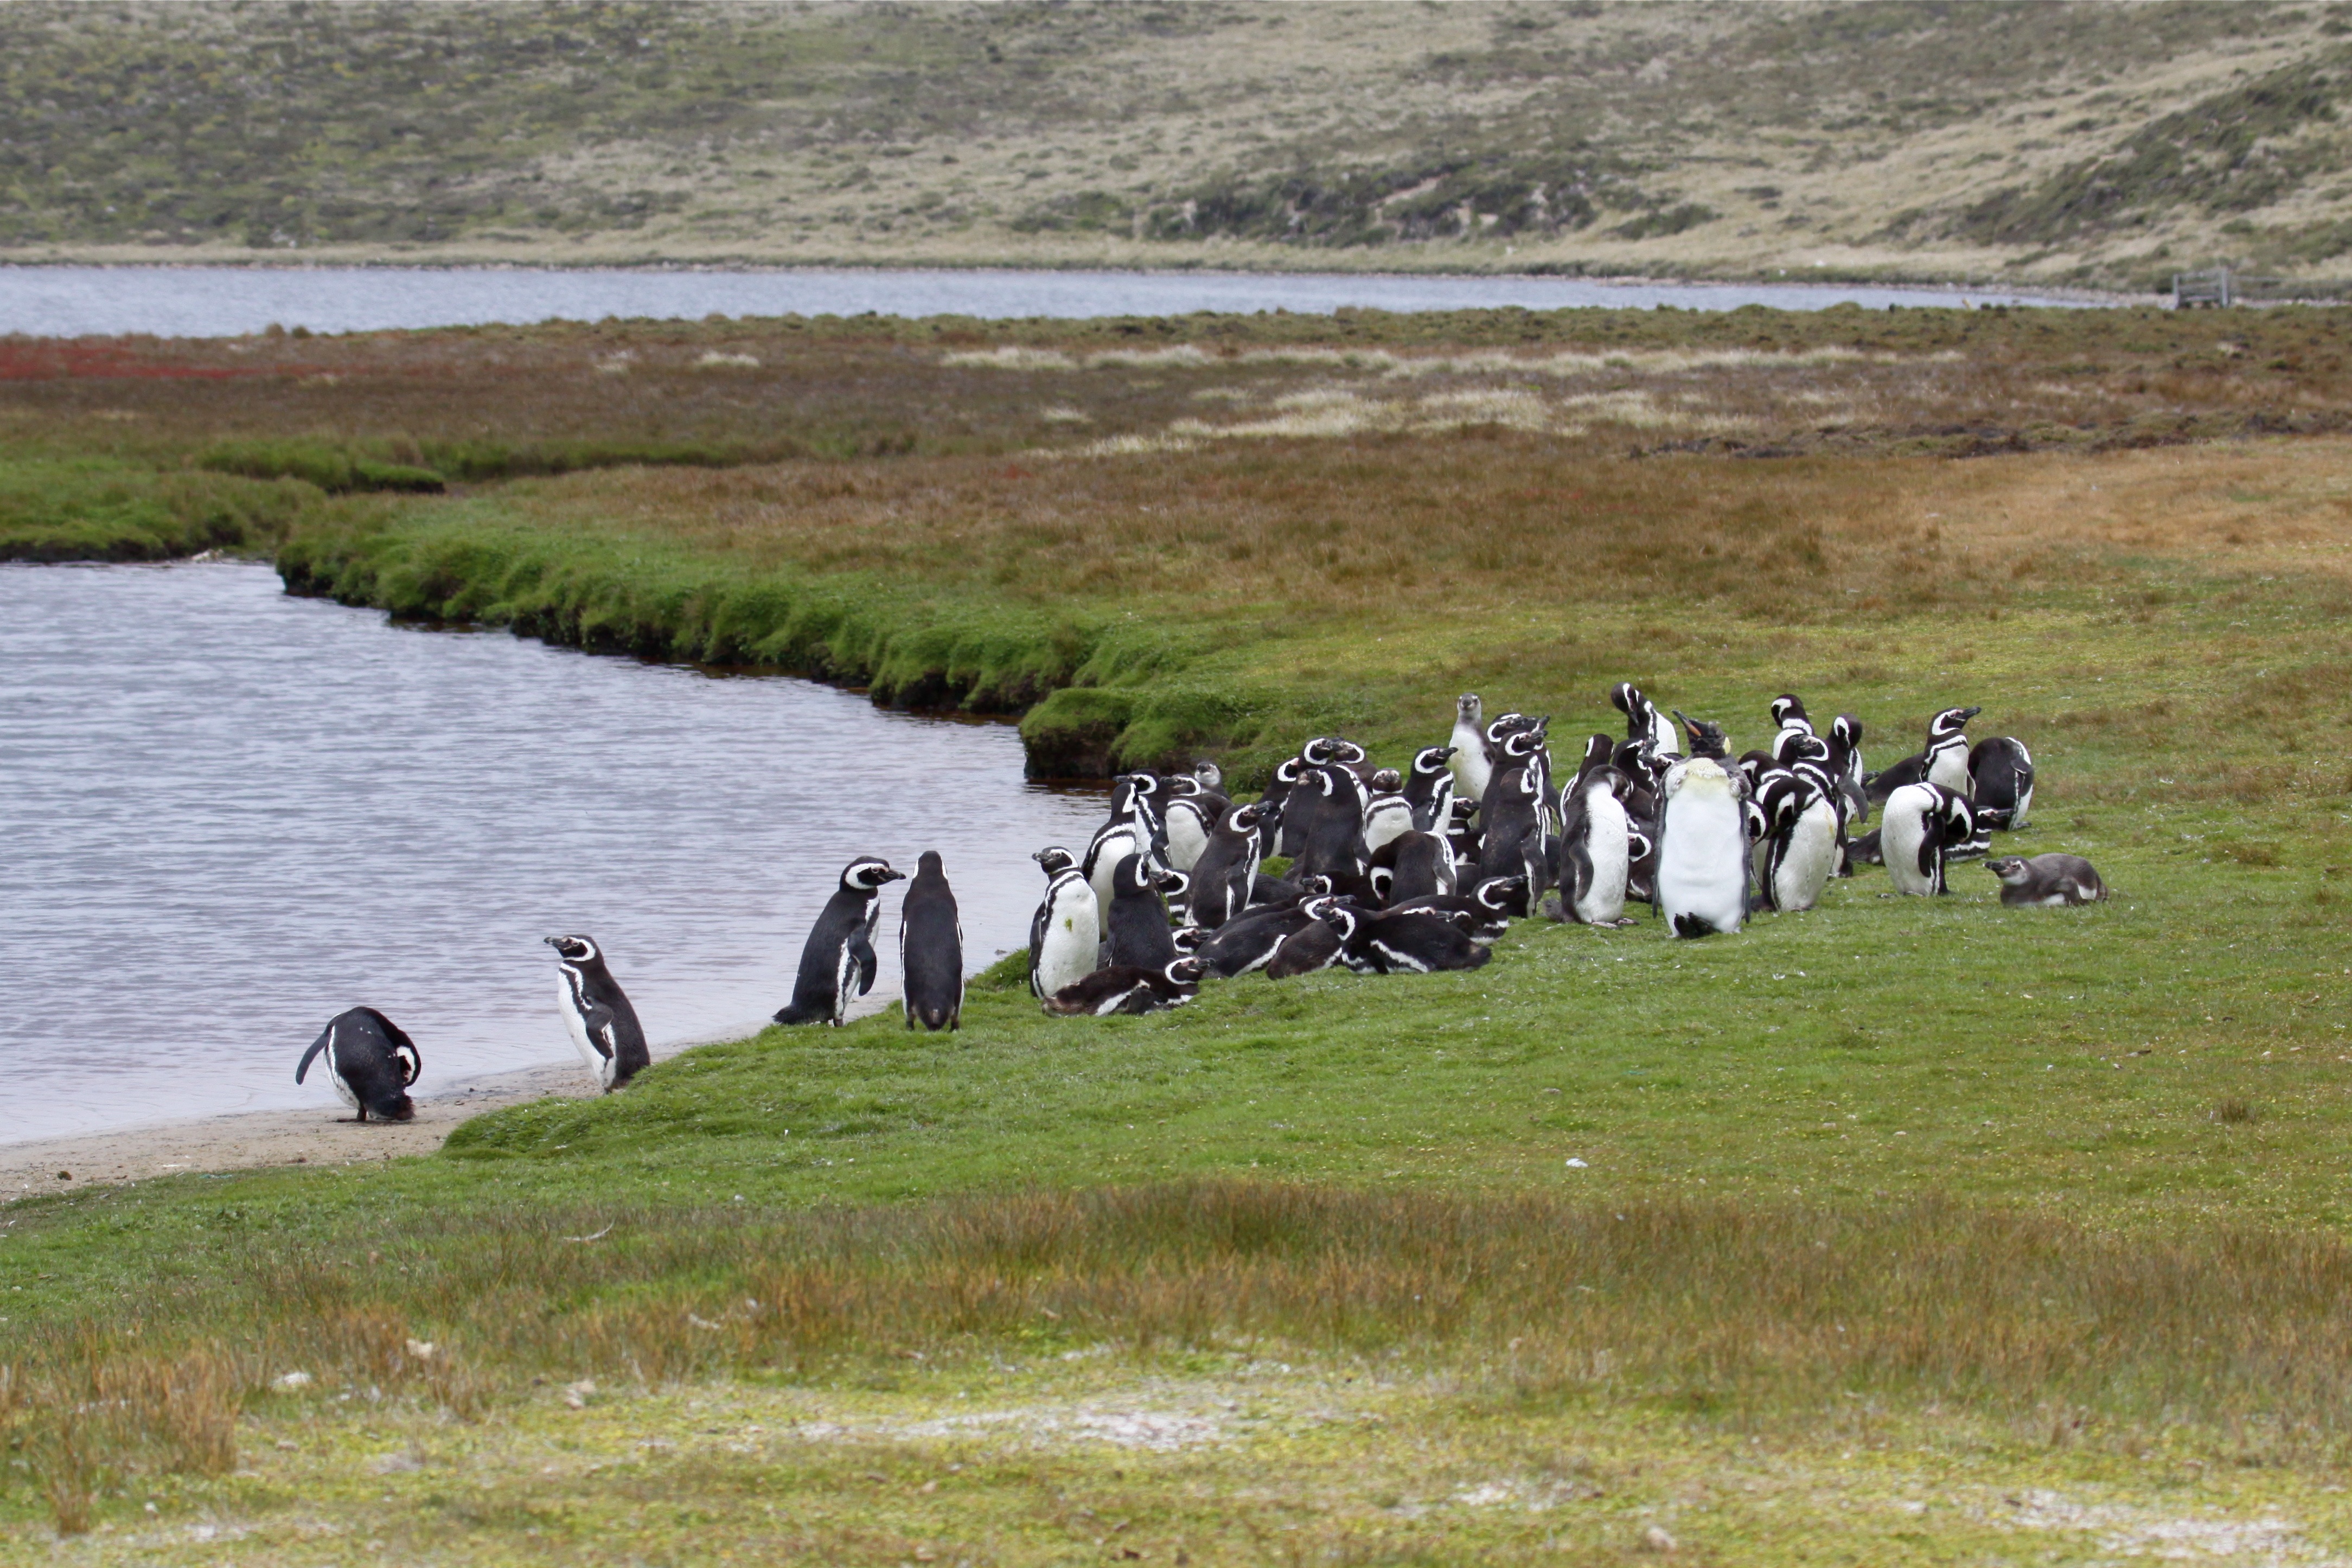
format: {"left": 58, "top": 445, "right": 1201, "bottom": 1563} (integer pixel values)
{"left": 1027, "top": 847, "right": 1101, "bottom": 1001}
{"left": 1654, "top": 744, "right": 1749, "bottom": 938}
{"left": 1293, "top": 763, "right": 1371, "bottom": 885}
{"left": 1443, "top": 794, "right": 1482, "bottom": 871}
{"left": 1402, "top": 746, "right": 1458, "bottom": 834}
{"left": 1389, "top": 878, "right": 1521, "bottom": 939}
{"left": 1880, "top": 782, "right": 1976, "bottom": 895}
{"left": 1192, "top": 760, "right": 1225, "bottom": 796}
{"left": 1828, "top": 714, "right": 1869, "bottom": 825}
{"left": 295, "top": 1006, "right": 420, "bottom": 1122}
{"left": 1041, "top": 958, "right": 1204, "bottom": 1017}
{"left": 1083, "top": 815, "right": 1157, "bottom": 916}
{"left": 1611, "top": 682, "right": 1680, "bottom": 757}
{"left": 1478, "top": 728, "right": 1552, "bottom": 887}
{"left": 1448, "top": 695, "right": 1492, "bottom": 810}
{"left": 898, "top": 850, "right": 964, "bottom": 1032}
{"left": 1185, "top": 802, "right": 1265, "bottom": 931}
{"left": 1985, "top": 853, "right": 2108, "bottom": 906}
{"left": 775, "top": 856, "right": 904, "bottom": 1026}
{"left": 1371, "top": 829, "right": 1452, "bottom": 906}
{"left": 1554, "top": 733, "right": 1634, "bottom": 926}
{"left": 545, "top": 935, "right": 651, "bottom": 1092}
{"left": 1363, "top": 774, "right": 1415, "bottom": 856}
{"left": 1968, "top": 736, "right": 2036, "bottom": 830}
{"left": 1345, "top": 907, "right": 1491, "bottom": 974}
{"left": 1749, "top": 770, "right": 1838, "bottom": 913}
{"left": 1867, "top": 707, "right": 1980, "bottom": 801}
{"left": 1769, "top": 694, "right": 1815, "bottom": 751}
{"left": 1194, "top": 899, "right": 1326, "bottom": 976}
{"left": 1162, "top": 791, "right": 1217, "bottom": 874}
{"left": 1262, "top": 757, "right": 1306, "bottom": 854}
{"left": 1266, "top": 899, "right": 1358, "bottom": 978}
{"left": 1462, "top": 874, "right": 1531, "bottom": 920}
{"left": 1273, "top": 755, "right": 1316, "bottom": 856}
{"left": 1670, "top": 710, "right": 1731, "bottom": 761}
{"left": 1104, "top": 853, "right": 1179, "bottom": 970}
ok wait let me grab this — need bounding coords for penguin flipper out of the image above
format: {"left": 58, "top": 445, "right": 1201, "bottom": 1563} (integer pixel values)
{"left": 295, "top": 1021, "right": 333, "bottom": 1084}
{"left": 582, "top": 1006, "right": 618, "bottom": 1062}
{"left": 850, "top": 931, "right": 879, "bottom": 997}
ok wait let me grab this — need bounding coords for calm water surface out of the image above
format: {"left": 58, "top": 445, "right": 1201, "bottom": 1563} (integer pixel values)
{"left": 0, "top": 562, "right": 1105, "bottom": 1141}
{"left": 0, "top": 265, "right": 2093, "bottom": 338}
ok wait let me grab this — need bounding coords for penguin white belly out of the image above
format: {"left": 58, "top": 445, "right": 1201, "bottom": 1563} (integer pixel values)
{"left": 1164, "top": 809, "right": 1209, "bottom": 873}
{"left": 1881, "top": 784, "right": 1938, "bottom": 895}
{"left": 1574, "top": 784, "right": 1630, "bottom": 924}
{"left": 1035, "top": 883, "right": 1101, "bottom": 997}
{"left": 1658, "top": 761, "right": 1746, "bottom": 935}
{"left": 1649, "top": 711, "right": 1679, "bottom": 756}
{"left": 1449, "top": 722, "right": 1491, "bottom": 808}
{"left": 1087, "top": 826, "right": 1141, "bottom": 913}
{"left": 554, "top": 976, "right": 611, "bottom": 1085}
{"left": 1926, "top": 746, "right": 1971, "bottom": 793}
{"left": 1364, "top": 799, "right": 1413, "bottom": 854}
{"left": 2013, "top": 779, "right": 2034, "bottom": 829}
{"left": 1774, "top": 798, "right": 1838, "bottom": 912}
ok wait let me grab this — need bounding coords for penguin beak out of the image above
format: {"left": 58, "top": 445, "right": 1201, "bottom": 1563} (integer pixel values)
{"left": 1958, "top": 706, "right": 1983, "bottom": 721}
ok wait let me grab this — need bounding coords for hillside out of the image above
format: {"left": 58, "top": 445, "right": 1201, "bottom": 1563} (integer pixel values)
{"left": 5, "top": 1, "right": 2352, "bottom": 291}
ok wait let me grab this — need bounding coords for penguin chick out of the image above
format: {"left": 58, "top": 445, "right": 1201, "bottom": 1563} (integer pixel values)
{"left": 1986, "top": 853, "right": 2108, "bottom": 906}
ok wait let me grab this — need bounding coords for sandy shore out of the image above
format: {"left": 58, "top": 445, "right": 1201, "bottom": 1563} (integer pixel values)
{"left": 0, "top": 991, "right": 900, "bottom": 1193}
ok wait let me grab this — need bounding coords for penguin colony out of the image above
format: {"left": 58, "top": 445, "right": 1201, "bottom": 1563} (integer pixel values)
{"left": 293, "top": 686, "right": 2105, "bottom": 1117}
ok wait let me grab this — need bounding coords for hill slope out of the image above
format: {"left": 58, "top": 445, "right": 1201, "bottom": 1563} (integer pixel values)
{"left": 4, "top": 1, "right": 2352, "bottom": 289}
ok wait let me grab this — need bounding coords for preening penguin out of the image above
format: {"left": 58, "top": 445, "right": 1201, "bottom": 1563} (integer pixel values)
{"left": 296, "top": 1006, "right": 420, "bottom": 1122}
{"left": 1986, "top": 854, "right": 2107, "bottom": 906}
{"left": 1611, "top": 682, "right": 1680, "bottom": 756}
{"left": 775, "top": 856, "right": 904, "bottom": 1026}
{"left": 1027, "top": 847, "right": 1101, "bottom": 1000}
{"left": 1749, "top": 771, "right": 1837, "bottom": 913}
{"left": 1880, "top": 782, "right": 1975, "bottom": 895}
{"left": 546, "top": 935, "right": 651, "bottom": 1091}
{"left": 899, "top": 850, "right": 964, "bottom": 1032}
{"left": 1654, "top": 752, "right": 1749, "bottom": 938}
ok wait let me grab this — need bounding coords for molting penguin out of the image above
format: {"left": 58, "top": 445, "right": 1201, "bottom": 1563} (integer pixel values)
{"left": 1867, "top": 707, "right": 1980, "bottom": 801}
{"left": 1028, "top": 847, "right": 1101, "bottom": 1000}
{"left": 1449, "top": 695, "right": 1492, "bottom": 811}
{"left": 1042, "top": 958, "right": 1203, "bottom": 1017}
{"left": 775, "top": 856, "right": 904, "bottom": 1026}
{"left": 1105, "top": 853, "right": 1180, "bottom": 970}
{"left": 1968, "top": 735, "right": 2036, "bottom": 830}
{"left": 899, "top": 850, "right": 964, "bottom": 1032}
{"left": 1986, "top": 853, "right": 2107, "bottom": 906}
{"left": 1880, "top": 782, "right": 1976, "bottom": 895}
{"left": 1654, "top": 718, "right": 1749, "bottom": 937}
{"left": 546, "top": 935, "right": 651, "bottom": 1092}
{"left": 296, "top": 1006, "right": 420, "bottom": 1122}
{"left": 1185, "top": 802, "right": 1266, "bottom": 931}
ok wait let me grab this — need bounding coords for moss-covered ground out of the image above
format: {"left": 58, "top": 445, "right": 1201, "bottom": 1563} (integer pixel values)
{"left": 4, "top": 305, "right": 2351, "bottom": 1561}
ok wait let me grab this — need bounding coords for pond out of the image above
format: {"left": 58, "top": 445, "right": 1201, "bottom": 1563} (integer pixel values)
{"left": 0, "top": 561, "right": 1105, "bottom": 1140}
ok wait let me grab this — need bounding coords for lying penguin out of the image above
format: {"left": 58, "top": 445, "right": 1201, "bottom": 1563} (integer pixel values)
{"left": 1985, "top": 854, "right": 2108, "bottom": 906}
{"left": 1041, "top": 957, "right": 1204, "bottom": 1016}
{"left": 296, "top": 1007, "right": 420, "bottom": 1123}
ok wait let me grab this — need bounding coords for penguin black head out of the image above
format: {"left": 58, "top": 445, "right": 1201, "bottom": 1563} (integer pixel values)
{"left": 1164, "top": 774, "right": 1204, "bottom": 798}
{"left": 1225, "top": 802, "right": 1263, "bottom": 833}
{"left": 915, "top": 849, "right": 945, "bottom": 877}
{"left": 842, "top": 856, "right": 905, "bottom": 892}
{"left": 1154, "top": 867, "right": 1192, "bottom": 901}
{"left": 1929, "top": 706, "right": 1982, "bottom": 738}
{"left": 1580, "top": 733, "right": 1613, "bottom": 772}
{"left": 1672, "top": 711, "right": 1729, "bottom": 759}
{"left": 1165, "top": 958, "right": 1206, "bottom": 987}
{"left": 1609, "top": 682, "right": 1640, "bottom": 717}
{"left": 1832, "top": 714, "right": 1865, "bottom": 748}
{"left": 1770, "top": 694, "right": 1811, "bottom": 729}
{"left": 1299, "top": 874, "right": 1335, "bottom": 897}
{"left": 1501, "top": 728, "right": 1545, "bottom": 760}
{"left": 546, "top": 934, "right": 600, "bottom": 965}
{"left": 1113, "top": 854, "right": 1157, "bottom": 896}
{"left": 1370, "top": 767, "right": 1403, "bottom": 792}
{"left": 1301, "top": 737, "right": 1335, "bottom": 765}
{"left": 1274, "top": 756, "right": 1305, "bottom": 785}
{"left": 1775, "top": 730, "right": 1830, "bottom": 766}
{"left": 1171, "top": 926, "right": 1205, "bottom": 953}
{"left": 1414, "top": 746, "right": 1456, "bottom": 775}
{"left": 1033, "top": 846, "right": 1077, "bottom": 876}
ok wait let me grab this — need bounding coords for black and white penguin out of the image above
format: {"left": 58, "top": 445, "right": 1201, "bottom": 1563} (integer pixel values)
{"left": 1881, "top": 782, "right": 1976, "bottom": 895}
{"left": 1193, "top": 899, "right": 1324, "bottom": 977}
{"left": 1827, "top": 714, "right": 1868, "bottom": 821}
{"left": 774, "top": 856, "right": 904, "bottom": 1026}
{"left": 1104, "top": 853, "right": 1179, "bottom": 970}
{"left": 1266, "top": 899, "right": 1358, "bottom": 978}
{"left": 1554, "top": 733, "right": 1634, "bottom": 926}
{"left": 1654, "top": 732, "right": 1749, "bottom": 937}
{"left": 898, "top": 850, "right": 964, "bottom": 1032}
{"left": 1041, "top": 958, "right": 1203, "bottom": 1017}
{"left": 1162, "top": 792, "right": 1216, "bottom": 874}
{"left": 1083, "top": 814, "right": 1158, "bottom": 916}
{"left": 1610, "top": 682, "right": 1679, "bottom": 757}
{"left": 1867, "top": 707, "right": 1980, "bottom": 802}
{"left": 295, "top": 1006, "right": 420, "bottom": 1122}
{"left": 546, "top": 935, "right": 651, "bottom": 1092}
{"left": 1749, "top": 770, "right": 1838, "bottom": 913}
{"left": 1968, "top": 736, "right": 2036, "bottom": 830}
{"left": 1389, "top": 878, "right": 1521, "bottom": 939}
{"left": 1028, "top": 847, "right": 1101, "bottom": 1000}
{"left": 1402, "top": 746, "right": 1458, "bottom": 834}
{"left": 1449, "top": 695, "right": 1492, "bottom": 810}
{"left": 1293, "top": 764, "right": 1371, "bottom": 885}
{"left": 1345, "top": 907, "right": 1491, "bottom": 974}
{"left": 1185, "top": 802, "right": 1266, "bottom": 931}
{"left": 1461, "top": 873, "right": 1531, "bottom": 921}
{"left": 1769, "top": 694, "right": 1815, "bottom": 751}
{"left": 1985, "top": 853, "right": 2107, "bottom": 906}
{"left": 1247, "top": 870, "right": 1333, "bottom": 911}
{"left": 1371, "top": 829, "right": 1453, "bottom": 906}
{"left": 1363, "top": 770, "right": 1415, "bottom": 857}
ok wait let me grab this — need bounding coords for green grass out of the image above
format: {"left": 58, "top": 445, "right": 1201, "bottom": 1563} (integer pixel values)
{"left": 0, "top": 457, "right": 321, "bottom": 561}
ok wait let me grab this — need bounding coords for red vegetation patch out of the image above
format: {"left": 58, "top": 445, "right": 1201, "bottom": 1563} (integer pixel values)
{"left": 0, "top": 340, "right": 258, "bottom": 381}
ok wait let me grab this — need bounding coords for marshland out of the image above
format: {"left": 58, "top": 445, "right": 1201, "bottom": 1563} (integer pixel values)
{"left": 4, "top": 300, "right": 2352, "bottom": 1564}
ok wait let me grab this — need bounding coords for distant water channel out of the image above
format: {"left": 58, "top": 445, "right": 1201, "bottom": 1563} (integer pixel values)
{"left": 0, "top": 562, "right": 1106, "bottom": 1142}
{"left": 0, "top": 265, "right": 2094, "bottom": 338}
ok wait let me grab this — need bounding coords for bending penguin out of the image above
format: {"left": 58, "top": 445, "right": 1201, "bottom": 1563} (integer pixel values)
{"left": 546, "top": 935, "right": 651, "bottom": 1091}
{"left": 296, "top": 1006, "right": 420, "bottom": 1122}
{"left": 1028, "top": 846, "right": 1102, "bottom": 998}
{"left": 775, "top": 856, "right": 904, "bottom": 1026}
{"left": 1653, "top": 714, "right": 1750, "bottom": 937}
{"left": 900, "top": 849, "right": 964, "bottom": 1032}
{"left": 1880, "top": 782, "right": 1977, "bottom": 895}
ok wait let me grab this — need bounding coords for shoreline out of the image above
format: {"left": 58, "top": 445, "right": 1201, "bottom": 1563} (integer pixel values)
{"left": 0, "top": 993, "right": 901, "bottom": 1192}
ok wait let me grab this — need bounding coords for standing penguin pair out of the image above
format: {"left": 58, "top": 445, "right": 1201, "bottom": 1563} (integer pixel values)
{"left": 775, "top": 853, "right": 967, "bottom": 1032}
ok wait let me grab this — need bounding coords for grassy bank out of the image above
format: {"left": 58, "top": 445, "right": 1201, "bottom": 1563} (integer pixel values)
{"left": 4, "top": 305, "right": 2352, "bottom": 1559}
